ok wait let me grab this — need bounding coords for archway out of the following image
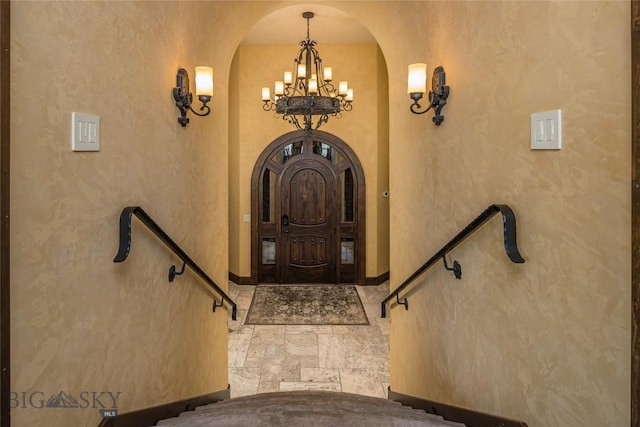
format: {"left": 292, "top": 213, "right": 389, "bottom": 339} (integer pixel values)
{"left": 227, "top": 4, "right": 389, "bottom": 286}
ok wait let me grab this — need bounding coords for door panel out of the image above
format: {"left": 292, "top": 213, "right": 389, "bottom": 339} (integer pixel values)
{"left": 281, "top": 161, "right": 336, "bottom": 283}
{"left": 289, "top": 169, "right": 327, "bottom": 226}
{"left": 288, "top": 236, "right": 327, "bottom": 267}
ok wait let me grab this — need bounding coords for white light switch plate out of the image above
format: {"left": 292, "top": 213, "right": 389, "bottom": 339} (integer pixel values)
{"left": 243, "top": 214, "right": 251, "bottom": 223}
{"left": 72, "top": 112, "right": 100, "bottom": 151}
{"left": 530, "top": 110, "right": 561, "bottom": 150}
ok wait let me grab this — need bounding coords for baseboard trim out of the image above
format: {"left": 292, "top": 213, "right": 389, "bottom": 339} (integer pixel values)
{"left": 387, "top": 388, "right": 529, "bottom": 427}
{"left": 230, "top": 271, "right": 389, "bottom": 286}
{"left": 97, "top": 386, "right": 230, "bottom": 427}
{"left": 365, "top": 271, "right": 389, "bottom": 286}
{"left": 228, "top": 271, "right": 256, "bottom": 285}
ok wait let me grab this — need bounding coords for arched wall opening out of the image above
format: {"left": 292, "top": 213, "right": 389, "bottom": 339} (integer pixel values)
{"left": 227, "top": 5, "right": 390, "bottom": 285}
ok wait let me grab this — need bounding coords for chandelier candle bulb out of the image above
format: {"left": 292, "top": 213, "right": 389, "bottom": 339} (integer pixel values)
{"left": 324, "top": 67, "right": 333, "bottom": 82}
{"left": 408, "top": 63, "right": 427, "bottom": 94}
{"left": 339, "top": 81, "right": 348, "bottom": 96}
{"left": 262, "top": 87, "right": 271, "bottom": 101}
{"left": 297, "top": 64, "right": 306, "bottom": 78}
{"left": 275, "top": 81, "right": 284, "bottom": 96}
{"left": 284, "top": 72, "right": 293, "bottom": 85}
{"left": 309, "top": 78, "right": 318, "bottom": 95}
{"left": 346, "top": 88, "right": 354, "bottom": 102}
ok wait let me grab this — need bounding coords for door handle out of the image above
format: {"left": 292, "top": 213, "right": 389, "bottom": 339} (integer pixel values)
{"left": 282, "top": 215, "right": 289, "bottom": 233}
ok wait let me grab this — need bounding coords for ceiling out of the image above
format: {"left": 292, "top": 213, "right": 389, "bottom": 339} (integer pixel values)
{"left": 241, "top": 4, "right": 376, "bottom": 45}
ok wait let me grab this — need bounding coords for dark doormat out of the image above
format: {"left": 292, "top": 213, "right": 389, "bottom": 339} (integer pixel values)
{"left": 245, "top": 284, "right": 369, "bottom": 325}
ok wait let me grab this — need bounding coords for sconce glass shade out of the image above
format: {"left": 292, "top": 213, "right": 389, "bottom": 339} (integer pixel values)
{"left": 195, "top": 66, "right": 213, "bottom": 98}
{"left": 408, "top": 63, "right": 427, "bottom": 94}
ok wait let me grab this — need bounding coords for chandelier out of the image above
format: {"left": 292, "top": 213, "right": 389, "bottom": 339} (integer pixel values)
{"left": 261, "top": 11, "right": 354, "bottom": 132}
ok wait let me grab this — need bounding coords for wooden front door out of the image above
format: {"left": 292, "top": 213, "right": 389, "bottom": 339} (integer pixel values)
{"left": 280, "top": 159, "right": 336, "bottom": 283}
{"left": 252, "top": 130, "right": 366, "bottom": 285}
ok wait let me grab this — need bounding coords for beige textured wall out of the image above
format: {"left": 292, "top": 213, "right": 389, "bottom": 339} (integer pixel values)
{"left": 228, "top": 42, "right": 389, "bottom": 280}
{"left": 387, "top": 2, "right": 631, "bottom": 427}
{"left": 10, "top": 1, "right": 233, "bottom": 425}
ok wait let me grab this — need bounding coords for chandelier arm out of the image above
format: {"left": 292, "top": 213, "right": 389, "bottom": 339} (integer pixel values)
{"left": 305, "top": 46, "right": 312, "bottom": 94}
{"left": 297, "top": 79, "right": 307, "bottom": 94}
{"left": 316, "top": 114, "right": 329, "bottom": 130}
{"left": 314, "top": 54, "right": 323, "bottom": 87}
{"left": 321, "top": 82, "right": 335, "bottom": 93}
{"left": 285, "top": 114, "right": 302, "bottom": 131}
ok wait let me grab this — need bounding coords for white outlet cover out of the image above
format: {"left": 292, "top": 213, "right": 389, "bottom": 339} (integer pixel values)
{"left": 72, "top": 112, "right": 100, "bottom": 151}
{"left": 530, "top": 109, "right": 561, "bottom": 150}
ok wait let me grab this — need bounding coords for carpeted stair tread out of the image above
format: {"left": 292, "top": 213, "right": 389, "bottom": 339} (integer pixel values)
{"left": 155, "top": 391, "right": 465, "bottom": 427}
{"left": 188, "top": 391, "right": 428, "bottom": 418}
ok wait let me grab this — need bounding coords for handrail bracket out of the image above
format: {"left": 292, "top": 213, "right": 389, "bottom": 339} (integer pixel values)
{"left": 396, "top": 294, "right": 409, "bottom": 310}
{"left": 212, "top": 299, "right": 224, "bottom": 312}
{"left": 169, "top": 262, "right": 186, "bottom": 283}
{"left": 442, "top": 255, "right": 462, "bottom": 279}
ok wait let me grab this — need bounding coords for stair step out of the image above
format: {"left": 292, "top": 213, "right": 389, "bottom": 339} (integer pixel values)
{"left": 155, "top": 391, "right": 465, "bottom": 427}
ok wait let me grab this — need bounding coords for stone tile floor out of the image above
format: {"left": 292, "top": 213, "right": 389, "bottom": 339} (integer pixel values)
{"left": 227, "top": 281, "right": 390, "bottom": 399}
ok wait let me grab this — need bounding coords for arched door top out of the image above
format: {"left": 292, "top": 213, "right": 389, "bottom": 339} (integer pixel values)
{"left": 257, "top": 130, "right": 365, "bottom": 173}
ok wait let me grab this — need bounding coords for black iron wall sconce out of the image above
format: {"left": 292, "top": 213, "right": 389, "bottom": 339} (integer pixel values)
{"left": 407, "top": 63, "right": 450, "bottom": 125}
{"left": 173, "top": 67, "right": 213, "bottom": 127}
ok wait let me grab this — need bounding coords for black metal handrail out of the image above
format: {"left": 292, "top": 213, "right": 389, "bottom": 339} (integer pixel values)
{"left": 381, "top": 204, "right": 525, "bottom": 318}
{"left": 113, "top": 206, "right": 237, "bottom": 320}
